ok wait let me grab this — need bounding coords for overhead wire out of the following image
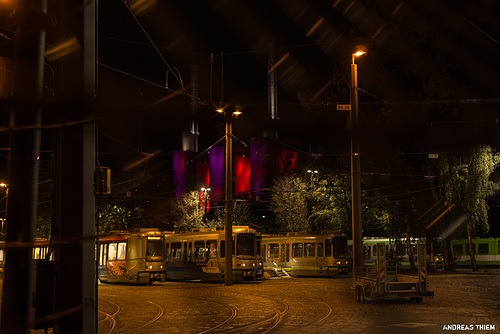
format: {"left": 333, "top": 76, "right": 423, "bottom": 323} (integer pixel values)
{"left": 120, "top": 0, "right": 189, "bottom": 96}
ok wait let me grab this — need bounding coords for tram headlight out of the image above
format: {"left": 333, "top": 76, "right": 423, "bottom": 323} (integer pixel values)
{"left": 149, "top": 265, "right": 153, "bottom": 269}
{"left": 252, "top": 263, "right": 256, "bottom": 267}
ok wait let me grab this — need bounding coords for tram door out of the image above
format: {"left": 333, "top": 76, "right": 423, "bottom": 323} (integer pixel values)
{"left": 283, "top": 243, "right": 291, "bottom": 268}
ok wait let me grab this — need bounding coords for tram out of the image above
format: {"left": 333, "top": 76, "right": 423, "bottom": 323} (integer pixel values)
{"left": 350, "top": 237, "right": 444, "bottom": 270}
{"left": 164, "top": 226, "right": 261, "bottom": 282}
{"left": 450, "top": 237, "right": 500, "bottom": 267}
{"left": 261, "top": 231, "right": 349, "bottom": 277}
{"left": 97, "top": 228, "right": 167, "bottom": 284}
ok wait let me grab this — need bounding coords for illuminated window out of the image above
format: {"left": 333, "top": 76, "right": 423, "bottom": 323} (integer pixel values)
{"left": 108, "top": 243, "right": 117, "bottom": 261}
{"left": 171, "top": 242, "right": 182, "bottom": 259}
{"left": 195, "top": 240, "right": 207, "bottom": 260}
{"left": 117, "top": 243, "right": 127, "bottom": 260}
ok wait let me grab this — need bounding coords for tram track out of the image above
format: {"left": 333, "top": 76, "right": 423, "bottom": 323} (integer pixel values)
{"left": 98, "top": 299, "right": 121, "bottom": 334}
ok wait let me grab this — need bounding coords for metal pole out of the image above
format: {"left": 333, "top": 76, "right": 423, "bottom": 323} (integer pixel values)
{"left": 0, "top": 0, "right": 46, "bottom": 332}
{"left": 350, "top": 59, "right": 363, "bottom": 277}
{"left": 224, "top": 114, "right": 233, "bottom": 285}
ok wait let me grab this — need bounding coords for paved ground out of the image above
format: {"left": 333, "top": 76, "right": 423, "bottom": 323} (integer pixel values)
{"left": 97, "top": 272, "right": 499, "bottom": 334}
{"left": 1, "top": 272, "right": 499, "bottom": 333}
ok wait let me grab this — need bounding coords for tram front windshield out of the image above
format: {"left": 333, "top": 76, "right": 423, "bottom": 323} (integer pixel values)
{"left": 333, "top": 236, "right": 348, "bottom": 258}
{"left": 236, "top": 233, "right": 255, "bottom": 257}
{"left": 146, "top": 237, "right": 165, "bottom": 261}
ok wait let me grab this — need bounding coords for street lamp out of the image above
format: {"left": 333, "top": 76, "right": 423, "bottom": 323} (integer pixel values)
{"left": 217, "top": 106, "right": 242, "bottom": 286}
{"left": 306, "top": 170, "right": 318, "bottom": 187}
{"left": 350, "top": 50, "right": 365, "bottom": 277}
{"left": 200, "top": 187, "right": 210, "bottom": 213}
{"left": 0, "top": 183, "right": 7, "bottom": 239}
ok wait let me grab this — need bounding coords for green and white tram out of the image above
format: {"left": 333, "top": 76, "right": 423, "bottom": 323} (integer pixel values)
{"left": 261, "top": 231, "right": 349, "bottom": 277}
{"left": 450, "top": 237, "right": 500, "bottom": 267}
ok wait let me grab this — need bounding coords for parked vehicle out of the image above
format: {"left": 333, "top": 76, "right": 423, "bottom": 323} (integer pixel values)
{"left": 261, "top": 231, "right": 348, "bottom": 277}
{"left": 164, "top": 226, "right": 261, "bottom": 282}
{"left": 354, "top": 242, "right": 434, "bottom": 302}
{"left": 97, "top": 228, "right": 167, "bottom": 284}
{"left": 450, "top": 237, "right": 500, "bottom": 267}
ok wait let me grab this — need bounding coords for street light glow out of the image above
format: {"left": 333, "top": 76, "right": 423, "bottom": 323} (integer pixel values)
{"left": 353, "top": 51, "right": 366, "bottom": 57}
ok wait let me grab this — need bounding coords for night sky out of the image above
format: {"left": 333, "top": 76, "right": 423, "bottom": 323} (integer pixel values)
{"left": 1, "top": 0, "right": 500, "bottom": 233}
{"left": 96, "top": 0, "right": 500, "bottom": 154}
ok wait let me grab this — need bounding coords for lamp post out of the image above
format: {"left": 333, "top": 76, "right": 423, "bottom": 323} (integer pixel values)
{"left": 351, "top": 50, "right": 365, "bottom": 277}
{"left": 306, "top": 170, "right": 318, "bottom": 187}
{"left": 217, "top": 106, "right": 242, "bottom": 286}
{"left": 0, "top": 183, "right": 7, "bottom": 239}
{"left": 200, "top": 187, "right": 210, "bottom": 213}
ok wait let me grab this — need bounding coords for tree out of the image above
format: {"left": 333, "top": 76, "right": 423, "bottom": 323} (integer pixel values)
{"left": 439, "top": 146, "right": 499, "bottom": 271}
{"left": 210, "top": 201, "right": 254, "bottom": 228}
{"left": 271, "top": 175, "right": 309, "bottom": 232}
{"left": 98, "top": 204, "right": 138, "bottom": 233}
{"left": 308, "top": 175, "right": 351, "bottom": 233}
{"left": 172, "top": 191, "right": 206, "bottom": 231}
{"left": 308, "top": 174, "right": 391, "bottom": 237}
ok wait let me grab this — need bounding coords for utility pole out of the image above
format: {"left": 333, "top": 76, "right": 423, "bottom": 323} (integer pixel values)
{"left": 224, "top": 113, "right": 233, "bottom": 286}
{"left": 350, "top": 51, "right": 365, "bottom": 277}
{"left": 0, "top": 0, "right": 46, "bottom": 332}
{"left": 51, "top": 0, "right": 96, "bottom": 333}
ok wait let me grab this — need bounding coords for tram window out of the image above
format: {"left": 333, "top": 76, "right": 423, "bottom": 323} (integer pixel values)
{"left": 304, "top": 243, "right": 315, "bottom": 257}
{"left": 268, "top": 243, "right": 279, "bottom": 258}
{"left": 453, "top": 244, "right": 463, "bottom": 255}
{"left": 261, "top": 244, "right": 266, "bottom": 261}
{"left": 373, "top": 245, "right": 377, "bottom": 255}
{"left": 478, "top": 243, "right": 489, "bottom": 255}
{"left": 208, "top": 240, "right": 218, "bottom": 258}
{"left": 195, "top": 241, "right": 207, "bottom": 260}
{"left": 100, "top": 244, "right": 107, "bottom": 265}
{"left": 146, "top": 237, "right": 164, "bottom": 258}
{"left": 318, "top": 242, "right": 323, "bottom": 257}
{"left": 363, "top": 245, "right": 371, "bottom": 259}
{"left": 280, "top": 244, "right": 285, "bottom": 262}
{"left": 325, "top": 239, "right": 332, "bottom": 257}
{"left": 286, "top": 244, "right": 290, "bottom": 262}
{"left": 237, "top": 233, "right": 255, "bottom": 256}
{"left": 171, "top": 242, "right": 182, "bottom": 259}
{"left": 292, "top": 243, "right": 303, "bottom": 258}
{"left": 188, "top": 242, "right": 192, "bottom": 262}
{"left": 108, "top": 243, "right": 117, "bottom": 261}
{"left": 117, "top": 243, "right": 127, "bottom": 260}
{"left": 0, "top": 249, "right": 3, "bottom": 261}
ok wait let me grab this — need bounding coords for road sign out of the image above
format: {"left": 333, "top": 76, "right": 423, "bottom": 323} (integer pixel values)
{"left": 428, "top": 154, "right": 439, "bottom": 159}
{"left": 337, "top": 104, "right": 351, "bottom": 111}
